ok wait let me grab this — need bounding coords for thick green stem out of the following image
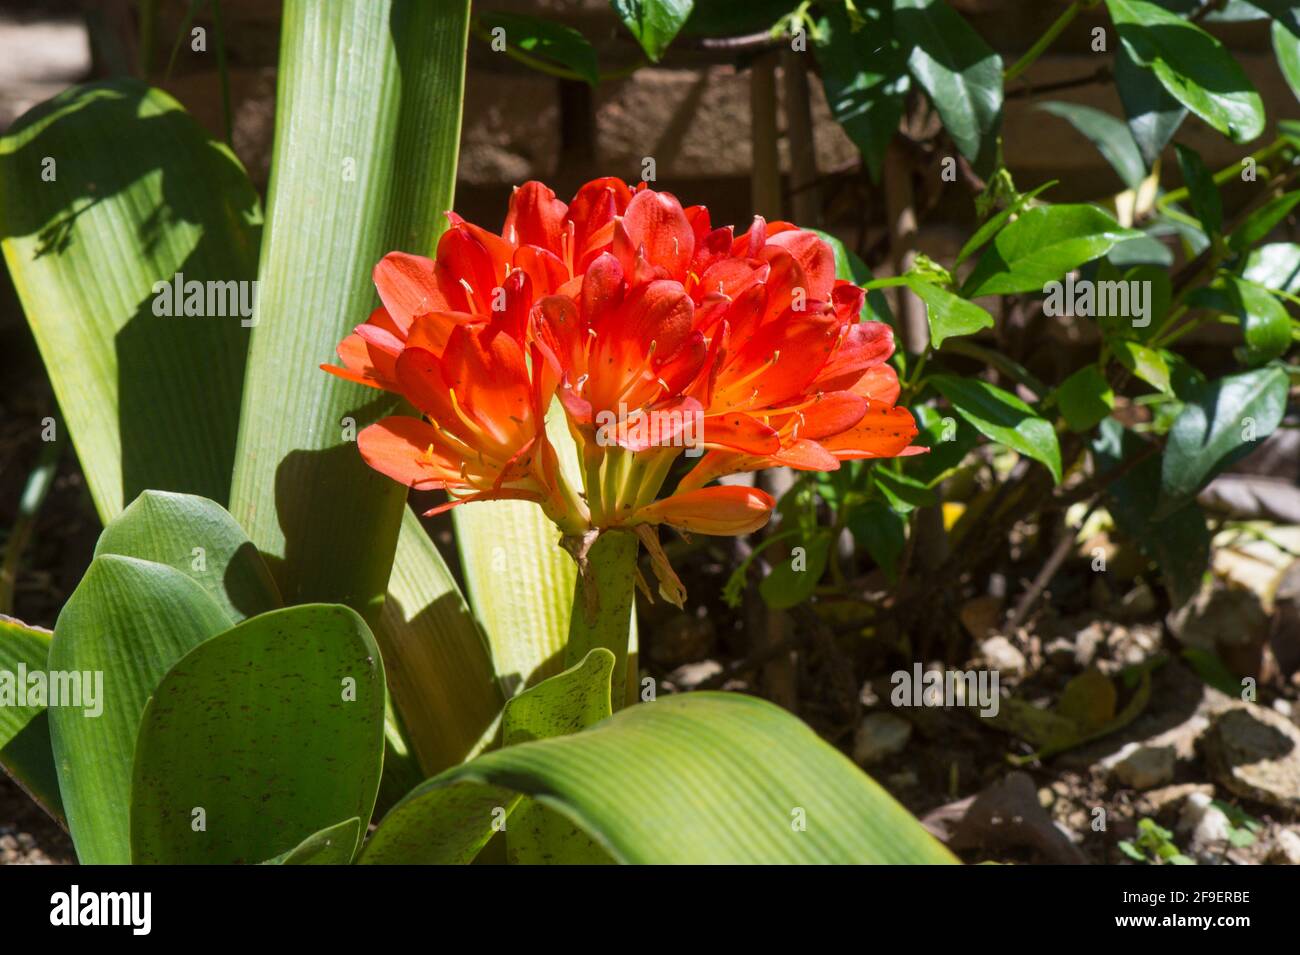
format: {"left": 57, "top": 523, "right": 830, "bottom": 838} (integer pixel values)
{"left": 564, "top": 530, "right": 639, "bottom": 709}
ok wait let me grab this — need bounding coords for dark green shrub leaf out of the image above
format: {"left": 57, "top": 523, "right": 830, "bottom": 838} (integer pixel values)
{"left": 930, "top": 375, "right": 1063, "bottom": 483}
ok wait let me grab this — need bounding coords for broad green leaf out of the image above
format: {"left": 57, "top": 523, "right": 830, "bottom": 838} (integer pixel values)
{"left": 94, "top": 490, "right": 281, "bottom": 622}
{"left": 1094, "top": 419, "right": 1209, "bottom": 608}
{"left": 479, "top": 12, "right": 600, "bottom": 87}
{"left": 505, "top": 649, "right": 615, "bottom": 865}
{"left": 50, "top": 555, "right": 232, "bottom": 864}
{"left": 362, "top": 693, "right": 957, "bottom": 864}
{"left": 761, "top": 529, "right": 833, "bottom": 609}
{"left": 1225, "top": 276, "right": 1292, "bottom": 366}
{"left": 262, "top": 818, "right": 363, "bottom": 865}
{"left": 1114, "top": 43, "right": 1188, "bottom": 167}
{"left": 895, "top": 0, "right": 1002, "bottom": 164}
{"left": 930, "top": 375, "right": 1063, "bottom": 483}
{"left": 905, "top": 277, "right": 994, "bottom": 347}
{"left": 0, "top": 617, "right": 61, "bottom": 820}
{"left": 1055, "top": 365, "right": 1115, "bottom": 432}
{"left": 0, "top": 81, "right": 261, "bottom": 521}
{"left": 229, "top": 0, "right": 470, "bottom": 621}
{"left": 610, "top": 0, "right": 693, "bottom": 62}
{"left": 1158, "top": 366, "right": 1290, "bottom": 516}
{"left": 813, "top": 5, "right": 909, "bottom": 181}
{"left": 1106, "top": 0, "right": 1265, "bottom": 143}
{"left": 1037, "top": 102, "right": 1146, "bottom": 190}
{"left": 130, "top": 604, "right": 385, "bottom": 864}
{"left": 1243, "top": 242, "right": 1300, "bottom": 292}
{"left": 1112, "top": 339, "right": 1172, "bottom": 395}
{"left": 963, "top": 205, "right": 1141, "bottom": 297}
{"left": 1276, "top": 19, "right": 1300, "bottom": 101}
{"left": 954, "top": 181, "right": 1055, "bottom": 266}
{"left": 1174, "top": 144, "right": 1222, "bottom": 235}
{"left": 848, "top": 500, "right": 906, "bottom": 583}
{"left": 1229, "top": 191, "right": 1300, "bottom": 253}
{"left": 377, "top": 508, "right": 504, "bottom": 775}
{"left": 808, "top": 228, "right": 894, "bottom": 324}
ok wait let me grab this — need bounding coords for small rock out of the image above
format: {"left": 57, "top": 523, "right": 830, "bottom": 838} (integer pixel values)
{"left": 853, "top": 712, "right": 912, "bottom": 766}
{"left": 960, "top": 595, "right": 1003, "bottom": 641}
{"left": 1200, "top": 706, "right": 1300, "bottom": 812}
{"left": 1106, "top": 742, "right": 1176, "bottom": 790}
{"left": 1265, "top": 827, "right": 1300, "bottom": 865}
{"left": 1136, "top": 783, "right": 1214, "bottom": 817}
{"left": 977, "top": 636, "right": 1026, "bottom": 678}
{"left": 647, "top": 611, "right": 715, "bottom": 669}
{"left": 1104, "top": 623, "right": 1162, "bottom": 670}
{"left": 1178, "top": 792, "right": 1232, "bottom": 856}
{"left": 1075, "top": 622, "right": 1104, "bottom": 667}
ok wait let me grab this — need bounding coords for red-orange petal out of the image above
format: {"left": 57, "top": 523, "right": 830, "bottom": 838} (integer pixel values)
{"left": 357, "top": 417, "right": 447, "bottom": 491}
{"left": 636, "top": 485, "right": 775, "bottom": 536}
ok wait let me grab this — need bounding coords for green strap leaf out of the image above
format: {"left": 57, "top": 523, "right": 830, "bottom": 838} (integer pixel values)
{"left": 505, "top": 649, "right": 616, "bottom": 864}
{"left": 610, "top": 0, "right": 693, "bottom": 62}
{"left": 50, "top": 555, "right": 233, "bottom": 863}
{"left": 261, "top": 818, "right": 363, "bottom": 865}
{"left": 895, "top": 0, "right": 1002, "bottom": 164}
{"left": 362, "top": 693, "right": 957, "bottom": 864}
{"left": 1106, "top": 0, "right": 1265, "bottom": 143}
{"left": 228, "top": 0, "right": 470, "bottom": 621}
{"left": 1158, "top": 365, "right": 1290, "bottom": 517}
{"left": 930, "top": 375, "right": 1063, "bottom": 483}
{"left": 812, "top": 5, "right": 909, "bottom": 181}
{"left": 130, "top": 604, "right": 386, "bottom": 864}
{"left": 378, "top": 508, "right": 505, "bottom": 775}
{"left": 93, "top": 490, "right": 282, "bottom": 622}
{"left": 0, "top": 81, "right": 261, "bottom": 522}
{"left": 0, "top": 616, "right": 62, "bottom": 820}
{"left": 962, "top": 204, "right": 1141, "bottom": 297}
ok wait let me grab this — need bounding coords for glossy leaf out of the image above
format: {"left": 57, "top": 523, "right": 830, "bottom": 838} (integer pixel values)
{"left": 1106, "top": 0, "right": 1265, "bottom": 143}
{"left": 963, "top": 205, "right": 1140, "bottom": 297}
{"left": 1225, "top": 276, "right": 1293, "bottom": 366}
{"left": 1056, "top": 365, "right": 1115, "bottom": 432}
{"left": 1158, "top": 366, "right": 1290, "bottom": 516}
{"left": 848, "top": 501, "right": 906, "bottom": 583}
{"left": 362, "top": 693, "right": 958, "bottom": 864}
{"left": 930, "top": 375, "right": 1062, "bottom": 483}
{"left": 93, "top": 490, "right": 281, "bottom": 622}
{"left": 610, "top": 0, "right": 693, "bottom": 62}
{"left": 955, "top": 181, "right": 1055, "bottom": 266}
{"left": 0, "top": 617, "right": 61, "bottom": 820}
{"left": 813, "top": 5, "right": 909, "bottom": 180}
{"left": 895, "top": 0, "right": 1002, "bottom": 164}
{"left": 1114, "top": 42, "right": 1188, "bottom": 167}
{"left": 0, "top": 81, "right": 260, "bottom": 522}
{"left": 229, "top": 0, "right": 470, "bottom": 621}
{"left": 479, "top": 12, "right": 599, "bottom": 87}
{"left": 1038, "top": 102, "right": 1146, "bottom": 190}
{"left": 905, "top": 277, "right": 994, "bottom": 347}
{"left": 1243, "top": 242, "right": 1300, "bottom": 292}
{"left": 1276, "top": 18, "right": 1300, "bottom": 102}
{"left": 1111, "top": 339, "right": 1172, "bottom": 395}
{"left": 1174, "top": 144, "right": 1222, "bottom": 236}
{"left": 761, "top": 529, "right": 834, "bottom": 609}
{"left": 50, "top": 555, "right": 232, "bottom": 864}
{"left": 1229, "top": 191, "right": 1300, "bottom": 253}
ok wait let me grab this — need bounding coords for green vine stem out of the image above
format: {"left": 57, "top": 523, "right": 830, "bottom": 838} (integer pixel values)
{"left": 563, "top": 530, "right": 640, "bottom": 709}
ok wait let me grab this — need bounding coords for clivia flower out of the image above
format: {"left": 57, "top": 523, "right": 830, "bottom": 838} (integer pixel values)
{"left": 323, "top": 179, "right": 921, "bottom": 601}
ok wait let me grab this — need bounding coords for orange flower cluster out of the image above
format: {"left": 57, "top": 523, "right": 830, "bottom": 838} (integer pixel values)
{"left": 325, "top": 179, "right": 919, "bottom": 549}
